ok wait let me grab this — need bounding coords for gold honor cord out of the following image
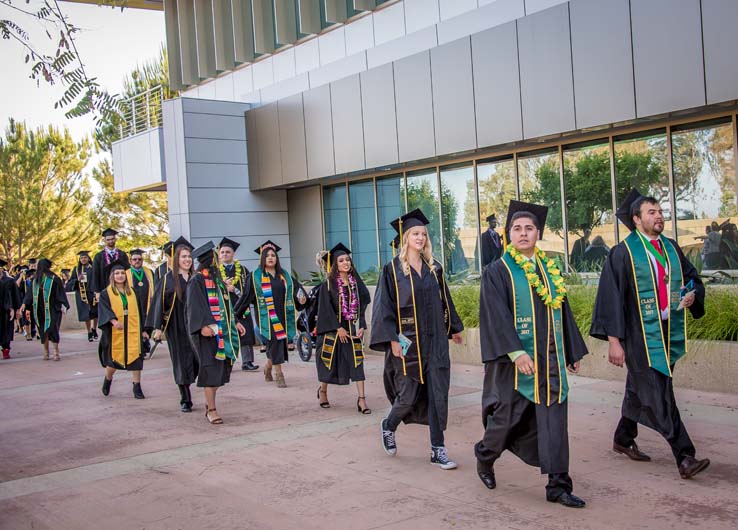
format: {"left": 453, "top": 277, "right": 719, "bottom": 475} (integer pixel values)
{"left": 390, "top": 259, "right": 407, "bottom": 378}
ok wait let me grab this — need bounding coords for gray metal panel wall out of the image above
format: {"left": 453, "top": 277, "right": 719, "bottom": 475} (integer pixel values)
{"left": 194, "top": 0, "right": 216, "bottom": 79}
{"left": 702, "top": 0, "right": 738, "bottom": 104}
{"left": 287, "top": 185, "right": 324, "bottom": 278}
{"left": 517, "top": 3, "right": 576, "bottom": 138}
{"left": 245, "top": 108, "right": 261, "bottom": 189}
{"left": 260, "top": 102, "right": 284, "bottom": 187}
{"left": 394, "top": 51, "right": 436, "bottom": 162}
{"left": 212, "top": 0, "right": 236, "bottom": 72}
{"left": 278, "top": 93, "right": 309, "bottom": 184}
{"left": 431, "top": 37, "right": 477, "bottom": 155}
{"left": 360, "top": 63, "right": 399, "bottom": 169}
{"left": 232, "top": 0, "right": 256, "bottom": 63}
{"left": 177, "top": 0, "right": 200, "bottom": 85}
{"left": 330, "top": 75, "right": 366, "bottom": 174}
{"left": 303, "top": 84, "right": 336, "bottom": 178}
{"left": 471, "top": 21, "right": 523, "bottom": 147}
{"left": 570, "top": 0, "right": 635, "bottom": 128}
{"left": 164, "top": 0, "right": 184, "bottom": 90}
{"left": 631, "top": 0, "right": 705, "bottom": 117}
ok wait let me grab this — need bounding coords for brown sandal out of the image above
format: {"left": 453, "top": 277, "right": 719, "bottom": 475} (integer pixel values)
{"left": 205, "top": 408, "right": 223, "bottom": 424}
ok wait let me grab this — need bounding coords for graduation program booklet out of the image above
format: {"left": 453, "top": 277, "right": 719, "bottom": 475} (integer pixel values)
{"left": 397, "top": 333, "right": 412, "bottom": 357}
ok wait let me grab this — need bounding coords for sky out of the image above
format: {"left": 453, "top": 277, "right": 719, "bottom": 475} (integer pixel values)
{"left": 0, "top": 1, "right": 166, "bottom": 145}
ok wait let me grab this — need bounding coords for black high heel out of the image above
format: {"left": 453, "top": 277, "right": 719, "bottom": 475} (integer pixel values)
{"left": 357, "top": 396, "right": 371, "bottom": 414}
{"left": 317, "top": 387, "right": 330, "bottom": 408}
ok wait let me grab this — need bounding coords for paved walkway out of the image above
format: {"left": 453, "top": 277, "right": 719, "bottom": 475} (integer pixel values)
{"left": 1, "top": 332, "right": 737, "bottom": 530}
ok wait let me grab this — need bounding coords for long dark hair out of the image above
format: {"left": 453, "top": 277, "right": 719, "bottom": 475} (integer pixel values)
{"left": 36, "top": 259, "right": 52, "bottom": 279}
{"left": 259, "top": 249, "right": 283, "bottom": 277}
{"left": 327, "top": 254, "right": 356, "bottom": 288}
{"left": 172, "top": 244, "right": 193, "bottom": 299}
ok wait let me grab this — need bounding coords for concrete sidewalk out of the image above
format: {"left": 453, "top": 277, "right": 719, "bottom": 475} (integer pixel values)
{"left": 1, "top": 332, "right": 737, "bottom": 530}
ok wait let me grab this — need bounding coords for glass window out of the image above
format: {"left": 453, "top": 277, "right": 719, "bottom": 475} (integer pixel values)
{"left": 323, "top": 184, "right": 349, "bottom": 250}
{"left": 376, "top": 175, "right": 404, "bottom": 266}
{"left": 477, "top": 157, "right": 516, "bottom": 268}
{"left": 563, "top": 141, "right": 615, "bottom": 272}
{"left": 518, "top": 149, "right": 566, "bottom": 262}
{"left": 348, "top": 180, "right": 379, "bottom": 276}
{"left": 404, "top": 169, "right": 442, "bottom": 262}
{"left": 440, "top": 164, "right": 477, "bottom": 282}
{"left": 672, "top": 119, "right": 737, "bottom": 271}
{"left": 614, "top": 130, "right": 672, "bottom": 239}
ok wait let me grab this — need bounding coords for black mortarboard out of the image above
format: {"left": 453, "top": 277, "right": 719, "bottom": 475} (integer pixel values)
{"left": 12, "top": 264, "right": 21, "bottom": 272}
{"left": 390, "top": 235, "right": 401, "bottom": 249}
{"left": 110, "top": 263, "right": 129, "bottom": 272}
{"left": 102, "top": 228, "right": 119, "bottom": 237}
{"left": 77, "top": 250, "right": 90, "bottom": 256}
{"left": 0, "top": 258, "right": 7, "bottom": 268}
{"left": 192, "top": 241, "right": 216, "bottom": 262}
{"left": 130, "top": 248, "right": 145, "bottom": 256}
{"left": 29, "top": 258, "right": 37, "bottom": 265}
{"left": 161, "top": 241, "right": 174, "bottom": 253}
{"left": 61, "top": 268, "right": 70, "bottom": 274}
{"left": 38, "top": 258, "right": 53, "bottom": 268}
{"left": 615, "top": 188, "right": 644, "bottom": 233}
{"left": 390, "top": 209, "right": 430, "bottom": 236}
{"left": 505, "top": 200, "right": 549, "bottom": 239}
{"left": 172, "top": 236, "right": 194, "bottom": 251}
{"left": 321, "top": 242, "right": 351, "bottom": 272}
{"left": 254, "top": 240, "right": 282, "bottom": 255}
{"left": 485, "top": 214, "right": 498, "bottom": 222}
{"left": 219, "top": 237, "right": 241, "bottom": 252}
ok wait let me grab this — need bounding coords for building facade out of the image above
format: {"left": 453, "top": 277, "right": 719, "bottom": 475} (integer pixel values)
{"left": 108, "top": 0, "right": 738, "bottom": 280}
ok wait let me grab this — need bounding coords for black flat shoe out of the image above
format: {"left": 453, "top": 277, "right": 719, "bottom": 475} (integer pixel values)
{"left": 476, "top": 461, "right": 496, "bottom": 489}
{"left": 679, "top": 456, "right": 710, "bottom": 479}
{"left": 613, "top": 442, "right": 651, "bottom": 462}
{"left": 181, "top": 402, "right": 192, "bottom": 413}
{"left": 242, "top": 361, "right": 259, "bottom": 371}
{"left": 548, "top": 492, "right": 586, "bottom": 508}
{"left": 102, "top": 377, "right": 112, "bottom": 396}
{"left": 132, "top": 382, "right": 146, "bottom": 399}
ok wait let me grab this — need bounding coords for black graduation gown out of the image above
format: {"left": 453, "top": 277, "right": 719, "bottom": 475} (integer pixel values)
{"left": 154, "top": 262, "right": 169, "bottom": 286}
{"left": 314, "top": 275, "right": 371, "bottom": 385}
{"left": 234, "top": 270, "right": 306, "bottom": 365}
{"left": 145, "top": 272, "right": 198, "bottom": 385}
{"left": 590, "top": 240, "right": 705, "bottom": 443}
{"left": 129, "top": 268, "right": 153, "bottom": 324}
{"left": 0, "top": 273, "right": 20, "bottom": 348}
{"left": 370, "top": 258, "right": 464, "bottom": 429}
{"left": 23, "top": 274, "right": 69, "bottom": 343}
{"left": 185, "top": 272, "right": 233, "bottom": 388}
{"left": 97, "top": 289, "right": 143, "bottom": 371}
{"left": 65, "top": 265, "right": 97, "bottom": 321}
{"left": 221, "top": 262, "right": 256, "bottom": 347}
{"left": 481, "top": 230, "right": 503, "bottom": 267}
{"left": 476, "top": 259, "right": 588, "bottom": 474}
{"left": 91, "top": 249, "right": 130, "bottom": 295}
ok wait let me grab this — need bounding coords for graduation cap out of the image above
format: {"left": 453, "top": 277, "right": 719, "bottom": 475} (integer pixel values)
{"left": 129, "top": 248, "right": 145, "bottom": 257}
{"left": 321, "top": 242, "right": 351, "bottom": 272}
{"left": 61, "top": 268, "right": 71, "bottom": 274}
{"left": 505, "top": 200, "right": 549, "bottom": 239}
{"left": 254, "top": 240, "right": 282, "bottom": 255}
{"left": 172, "top": 236, "right": 194, "bottom": 251}
{"left": 102, "top": 228, "right": 119, "bottom": 237}
{"left": 219, "top": 237, "right": 240, "bottom": 252}
{"left": 38, "top": 258, "right": 53, "bottom": 268}
{"left": 161, "top": 241, "right": 174, "bottom": 253}
{"left": 0, "top": 258, "right": 7, "bottom": 268}
{"left": 77, "top": 250, "right": 90, "bottom": 257}
{"left": 192, "top": 241, "right": 216, "bottom": 262}
{"left": 485, "top": 213, "right": 498, "bottom": 223}
{"left": 110, "top": 263, "right": 130, "bottom": 272}
{"left": 390, "top": 209, "right": 430, "bottom": 236}
{"left": 615, "top": 188, "right": 644, "bottom": 233}
{"left": 28, "top": 258, "right": 37, "bottom": 265}
{"left": 390, "top": 235, "right": 401, "bottom": 257}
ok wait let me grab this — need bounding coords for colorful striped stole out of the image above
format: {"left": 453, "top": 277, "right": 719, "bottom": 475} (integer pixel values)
{"left": 261, "top": 274, "right": 287, "bottom": 341}
{"left": 202, "top": 269, "right": 226, "bottom": 358}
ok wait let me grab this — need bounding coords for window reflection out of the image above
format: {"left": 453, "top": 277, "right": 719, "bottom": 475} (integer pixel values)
{"left": 348, "top": 180, "right": 379, "bottom": 276}
{"left": 376, "top": 175, "right": 404, "bottom": 266}
{"left": 440, "top": 165, "right": 477, "bottom": 282}
{"left": 405, "top": 169, "right": 443, "bottom": 262}
{"left": 672, "top": 119, "right": 737, "bottom": 270}
{"left": 518, "top": 149, "right": 566, "bottom": 262}
{"left": 614, "top": 130, "right": 672, "bottom": 239}
{"left": 323, "top": 184, "right": 349, "bottom": 249}
{"left": 563, "top": 142, "right": 614, "bottom": 272}
{"left": 477, "top": 157, "right": 515, "bottom": 269}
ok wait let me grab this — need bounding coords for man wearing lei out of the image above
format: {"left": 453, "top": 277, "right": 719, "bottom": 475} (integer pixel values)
{"left": 475, "top": 200, "right": 588, "bottom": 508}
{"left": 590, "top": 189, "right": 709, "bottom": 480}
{"left": 218, "top": 237, "right": 258, "bottom": 371}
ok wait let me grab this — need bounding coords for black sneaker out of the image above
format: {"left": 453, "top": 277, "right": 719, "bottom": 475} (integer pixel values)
{"left": 430, "top": 446, "right": 458, "bottom": 470}
{"left": 242, "top": 361, "right": 260, "bottom": 371}
{"left": 92, "top": 329, "right": 99, "bottom": 340}
{"left": 381, "top": 418, "right": 397, "bottom": 456}
{"left": 88, "top": 331, "right": 94, "bottom": 342}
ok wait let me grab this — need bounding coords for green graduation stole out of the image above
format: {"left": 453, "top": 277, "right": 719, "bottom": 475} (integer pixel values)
{"left": 32, "top": 275, "right": 54, "bottom": 335}
{"left": 501, "top": 252, "right": 569, "bottom": 405}
{"left": 252, "top": 268, "right": 296, "bottom": 341}
{"left": 623, "top": 231, "right": 686, "bottom": 377}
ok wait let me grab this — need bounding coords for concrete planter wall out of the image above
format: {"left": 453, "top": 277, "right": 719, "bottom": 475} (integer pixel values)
{"left": 443, "top": 328, "right": 737, "bottom": 395}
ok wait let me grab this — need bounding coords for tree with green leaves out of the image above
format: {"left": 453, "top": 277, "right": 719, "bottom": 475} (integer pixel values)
{"left": 0, "top": 118, "right": 98, "bottom": 268}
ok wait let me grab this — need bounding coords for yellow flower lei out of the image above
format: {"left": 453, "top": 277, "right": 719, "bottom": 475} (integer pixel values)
{"left": 220, "top": 259, "right": 242, "bottom": 285}
{"left": 506, "top": 243, "right": 567, "bottom": 309}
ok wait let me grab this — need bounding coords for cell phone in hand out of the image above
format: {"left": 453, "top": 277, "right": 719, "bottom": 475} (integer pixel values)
{"left": 679, "top": 279, "right": 695, "bottom": 300}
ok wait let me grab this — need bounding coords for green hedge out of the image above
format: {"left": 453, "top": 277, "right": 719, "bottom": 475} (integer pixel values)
{"left": 450, "top": 284, "right": 738, "bottom": 341}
